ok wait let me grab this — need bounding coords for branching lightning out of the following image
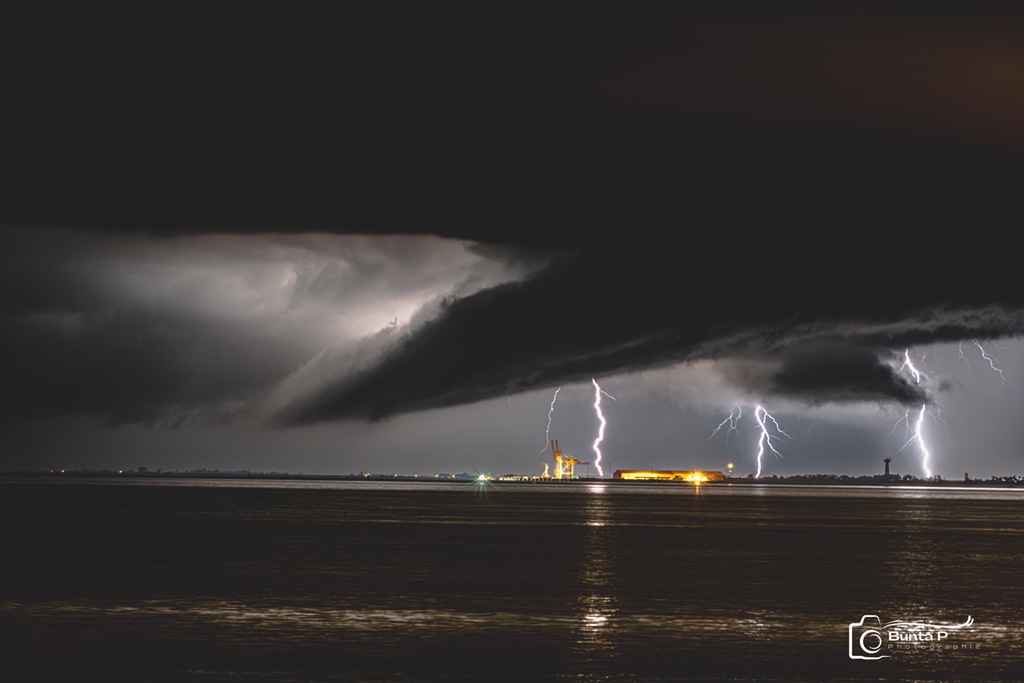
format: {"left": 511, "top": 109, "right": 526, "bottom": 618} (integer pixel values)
{"left": 592, "top": 379, "right": 607, "bottom": 478}
{"left": 753, "top": 405, "right": 791, "bottom": 478}
{"left": 900, "top": 349, "right": 922, "bottom": 384}
{"left": 891, "top": 349, "right": 937, "bottom": 478}
{"left": 889, "top": 409, "right": 911, "bottom": 441}
{"left": 927, "top": 405, "right": 951, "bottom": 444}
{"left": 708, "top": 403, "right": 790, "bottom": 477}
{"left": 893, "top": 338, "right": 1013, "bottom": 478}
{"left": 896, "top": 405, "right": 932, "bottom": 479}
{"left": 973, "top": 339, "right": 1009, "bottom": 385}
{"left": 537, "top": 386, "right": 561, "bottom": 459}
{"left": 707, "top": 404, "right": 742, "bottom": 443}
{"left": 958, "top": 342, "right": 971, "bottom": 373}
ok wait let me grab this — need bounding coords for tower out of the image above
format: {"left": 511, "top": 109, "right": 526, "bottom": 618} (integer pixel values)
{"left": 884, "top": 457, "right": 891, "bottom": 477}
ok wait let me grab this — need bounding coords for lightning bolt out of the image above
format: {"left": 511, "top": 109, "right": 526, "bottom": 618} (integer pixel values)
{"left": 958, "top": 341, "right": 971, "bottom": 373}
{"left": 973, "top": 339, "right": 1009, "bottom": 385}
{"left": 888, "top": 409, "right": 911, "bottom": 441}
{"left": 708, "top": 403, "right": 742, "bottom": 443}
{"left": 896, "top": 405, "right": 932, "bottom": 479}
{"left": 537, "top": 386, "right": 561, "bottom": 458}
{"left": 600, "top": 389, "right": 617, "bottom": 402}
{"left": 899, "top": 349, "right": 922, "bottom": 384}
{"left": 889, "top": 403, "right": 943, "bottom": 477}
{"left": 887, "top": 341, "right": 1010, "bottom": 478}
{"left": 753, "top": 405, "right": 791, "bottom": 478}
{"left": 708, "top": 403, "right": 790, "bottom": 476}
{"left": 890, "top": 350, "right": 941, "bottom": 477}
{"left": 928, "top": 405, "right": 952, "bottom": 444}
{"left": 592, "top": 378, "right": 607, "bottom": 478}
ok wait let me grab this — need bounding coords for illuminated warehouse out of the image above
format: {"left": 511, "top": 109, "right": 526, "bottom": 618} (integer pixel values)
{"left": 612, "top": 470, "right": 726, "bottom": 482}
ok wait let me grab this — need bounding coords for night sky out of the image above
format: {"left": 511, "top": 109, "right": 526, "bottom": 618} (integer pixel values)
{"left": 4, "top": 3, "right": 1024, "bottom": 478}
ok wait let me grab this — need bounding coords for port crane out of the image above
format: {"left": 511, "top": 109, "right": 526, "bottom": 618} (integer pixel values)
{"left": 550, "top": 440, "right": 587, "bottom": 479}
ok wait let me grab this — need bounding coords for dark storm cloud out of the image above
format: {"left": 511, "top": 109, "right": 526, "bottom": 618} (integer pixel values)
{"left": 719, "top": 344, "right": 929, "bottom": 405}
{"left": 4, "top": 3, "right": 1024, "bottom": 430}
{"left": 0, "top": 227, "right": 543, "bottom": 425}
{"left": 273, "top": 251, "right": 1024, "bottom": 425}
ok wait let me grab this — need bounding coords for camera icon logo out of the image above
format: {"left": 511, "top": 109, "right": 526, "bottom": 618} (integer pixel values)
{"left": 849, "top": 615, "right": 892, "bottom": 659}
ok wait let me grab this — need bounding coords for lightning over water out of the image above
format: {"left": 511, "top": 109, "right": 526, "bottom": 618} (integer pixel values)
{"left": 897, "top": 405, "right": 932, "bottom": 478}
{"left": 707, "top": 403, "right": 789, "bottom": 477}
{"left": 753, "top": 405, "right": 790, "bottom": 478}
{"left": 592, "top": 379, "right": 607, "bottom": 478}
{"left": 890, "top": 349, "right": 940, "bottom": 478}
{"left": 708, "top": 404, "right": 742, "bottom": 443}
{"left": 537, "top": 386, "right": 562, "bottom": 459}
{"left": 888, "top": 340, "right": 1011, "bottom": 478}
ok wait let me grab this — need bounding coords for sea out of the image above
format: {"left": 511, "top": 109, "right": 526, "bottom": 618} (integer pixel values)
{"left": 3, "top": 477, "right": 1024, "bottom": 682}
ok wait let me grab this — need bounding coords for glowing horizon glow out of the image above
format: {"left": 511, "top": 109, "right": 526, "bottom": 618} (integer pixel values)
{"left": 592, "top": 378, "right": 607, "bottom": 477}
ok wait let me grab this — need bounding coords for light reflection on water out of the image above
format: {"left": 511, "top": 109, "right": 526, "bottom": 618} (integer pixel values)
{"left": 573, "top": 486, "right": 618, "bottom": 665}
{"left": 3, "top": 478, "right": 1024, "bottom": 681}
{"left": 12, "top": 474, "right": 1024, "bottom": 499}
{"left": 4, "top": 598, "right": 1014, "bottom": 653}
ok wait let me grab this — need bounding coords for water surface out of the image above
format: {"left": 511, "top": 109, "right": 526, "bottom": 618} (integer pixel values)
{"left": 3, "top": 477, "right": 1023, "bottom": 681}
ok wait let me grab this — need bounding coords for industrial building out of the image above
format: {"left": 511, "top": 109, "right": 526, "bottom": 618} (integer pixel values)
{"left": 498, "top": 441, "right": 726, "bottom": 483}
{"left": 613, "top": 470, "right": 726, "bottom": 482}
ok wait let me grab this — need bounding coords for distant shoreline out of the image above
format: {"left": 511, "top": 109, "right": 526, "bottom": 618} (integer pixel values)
{"left": 2, "top": 470, "right": 1023, "bottom": 489}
